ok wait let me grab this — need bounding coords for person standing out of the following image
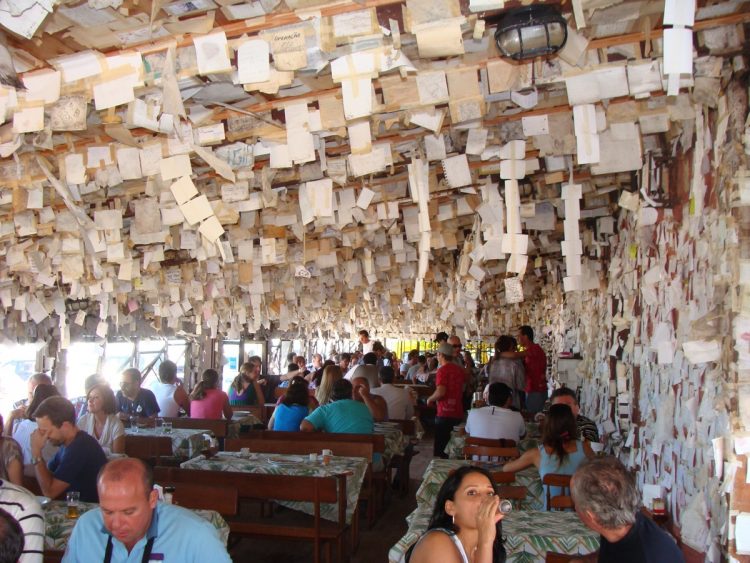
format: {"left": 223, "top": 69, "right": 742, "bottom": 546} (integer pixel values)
{"left": 518, "top": 326, "right": 547, "bottom": 415}
{"left": 426, "top": 343, "right": 466, "bottom": 458}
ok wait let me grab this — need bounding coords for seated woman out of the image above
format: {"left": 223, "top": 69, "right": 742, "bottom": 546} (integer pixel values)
{"left": 268, "top": 377, "right": 312, "bottom": 431}
{"left": 503, "top": 403, "right": 593, "bottom": 509}
{"left": 408, "top": 465, "right": 506, "bottom": 563}
{"left": 190, "top": 369, "right": 233, "bottom": 420}
{"left": 0, "top": 415, "right": 23, "bottom": 486}
{"left": 228, "top": 360, "right": 264, "bottom": 406}
{"left": 76, "top": 384, "right": 125, "bottom": 455}
{"left": 13, "top": 384, "right": 60, "bottom": 473}
{"left": 314, "top": 365, "right": 343, "bottom": 406}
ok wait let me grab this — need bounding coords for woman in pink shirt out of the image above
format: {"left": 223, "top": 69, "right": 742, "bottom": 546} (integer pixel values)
{"left": 189, "top": 369, "right": 233, "bottom": 420}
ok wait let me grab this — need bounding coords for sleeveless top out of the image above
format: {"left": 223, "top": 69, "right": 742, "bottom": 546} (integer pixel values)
{"left": 150, "top": 381, "right": 180, "bottom": 418}
{"left": 538, "top": 440, "right": 586, "bottom": 509}
{"left": 190, "top": 389, "right": 229, "bottom": 419}
{"left": 407, "top": 528, "right": 469, "bottom": 563}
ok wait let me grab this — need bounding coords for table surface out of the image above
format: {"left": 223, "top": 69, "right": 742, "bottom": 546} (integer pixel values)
{"left": 43, "top": 500, "right": 229, "bottom": 553}
{"left": 180, "top": 451, "right": 367, "bottom": 524}
{"left": 374, "top": 421, "right": 406, "bottom": 462}
{"left": 125, "top": 426, "right": 210, "bottom": 458}
{"left": 389, "top": 507, "right": 599, "bottom": 563}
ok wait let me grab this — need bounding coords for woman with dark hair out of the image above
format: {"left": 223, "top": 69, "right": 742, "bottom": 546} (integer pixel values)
{"left": 268, "top": 377, "right": 311, "bottom": 431}
{"left": 12, "top": 384, "right": 60, "bottom": 469}
{"left": 503, "top": 403, "right": 593, "bottom": 509}
{"left": 229, "top": 359, "right": 264, "bottom": 406}
{"left": 76, "top": 384, "right": 125, "bottom": 454}
{"left": 190, "top": 369, "right": 233, "bottom": 420}
{"left": 408, "top": 465, "right": 506, "bottom": 563}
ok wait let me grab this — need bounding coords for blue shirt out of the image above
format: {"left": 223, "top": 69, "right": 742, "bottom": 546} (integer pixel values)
{"left": 116, "top": 389, "right": 160, "bottom": 418}
{"left": 538, "top": 440, "right": 587, "bottom": 510}
{"left": 304, "top": 399, "right": 373, "bottom": 434}
{"left": 49, "top": 431, "right": 107, "bottom": 503}
{"left": 273, "top": 404, "right": 309, "bottom": 432}
{"left": 62, "top": 502, "right": 231, "bottom": 563}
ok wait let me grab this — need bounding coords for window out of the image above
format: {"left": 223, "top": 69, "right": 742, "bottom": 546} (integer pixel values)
{"left": 0, "top": 342, "right": 43, "bottom": 418}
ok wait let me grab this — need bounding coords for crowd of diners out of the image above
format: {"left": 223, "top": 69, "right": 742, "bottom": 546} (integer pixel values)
{"left": 0, "top": 326, "right": 684, "bottom": 562}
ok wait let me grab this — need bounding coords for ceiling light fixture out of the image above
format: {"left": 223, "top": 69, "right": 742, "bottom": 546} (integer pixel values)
{"left": 494, "top": 5, "right": 568, "bottom": 61}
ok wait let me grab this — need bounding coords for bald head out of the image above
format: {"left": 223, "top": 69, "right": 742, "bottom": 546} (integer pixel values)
{"left": 98, "top": 458, "right": 153, "bottom": 498}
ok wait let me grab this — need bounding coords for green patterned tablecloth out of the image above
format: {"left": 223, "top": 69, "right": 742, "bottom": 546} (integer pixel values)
{"left": 180, "top": 451, "right": 367, "bottom": 524}
{"left": 229, "top": 413, "right": 263, "bottom": 438}
{"left": 415, "top": 459, "right": 544, "bottom": 512}
{"left": 44, "top": 501, "right": 229, "bottom": 553}
{"left": 126, "top": 427, "right": 210, "bottom": 458}
{"left": 374, "top": 422, "right": 406, "bottom": 462}
{"left": 389, "top": 507, "right": 599, "bottom": 563}
{"left": 444, "top": 424, "right": 540, "bottom": 460}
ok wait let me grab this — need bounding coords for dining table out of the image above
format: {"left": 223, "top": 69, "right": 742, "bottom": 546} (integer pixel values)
{"left": 374, "top": 421, "right": 406, "bottom": 464}
{"left": 443, "top": 421, "right": 541, "bottom": 459}
{"left": 125, "top": 426, "right": 210, "bottom": 459}
{"left": 229, "top": 411, "right": 263, "bottom": 438}
{"left": 43, "top": 500, "right": 229, "bottom": 555}
{"left": 389, "top": 505, "right": 599, "bottom": 562}
{"left": 180, "top": 450, "right": 368, "bottom": 524}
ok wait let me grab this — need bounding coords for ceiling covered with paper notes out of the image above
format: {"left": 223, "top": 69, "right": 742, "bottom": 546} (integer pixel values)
{"left": 0, "top": 0, "right": 748, "bottom": 341}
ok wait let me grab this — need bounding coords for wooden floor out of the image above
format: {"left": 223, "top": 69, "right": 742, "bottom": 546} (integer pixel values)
{"left": 229, "top": 436, "right": 435, "bottom": 563}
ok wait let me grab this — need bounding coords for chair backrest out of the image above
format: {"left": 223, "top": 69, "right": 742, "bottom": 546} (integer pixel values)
{"left": 542, "top": 473, "right": 573, "bottom": 511}
{"left": 230, "top": 430, "right": 385, "bottom": 453}
{"left": 462, "top": 445, "right": 520, "bottom": 461}
{"left": 164, "top": 481, "right": 239, "bottom": 516}
{"left": 545, "top": 552, "right": 579, "bottom": 563}
{"left": 165, "top": 417, "right": 228, "bottom": 439}
{"left": 466, "top": 436, "right": 517, "bottom": 448}
{"left": 488, "top": 471, "right": 517, "bottom": 484}
{"left": 389, "top": 419, "right": 416, "bottom": 436}
{"left": 496, "top": 485, "right": 527, "bottom": 506}
{"left": 124, "top": 435, "right": 173, "bottom": 461}
{"left": 224, "top": 437, "right": 375, "bottom": 461}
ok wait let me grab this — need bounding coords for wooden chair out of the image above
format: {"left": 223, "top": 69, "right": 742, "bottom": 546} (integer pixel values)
{"left": 157, "top": 467, "right": 349, "bottom": 563}
{"left": 497, "top": 485, "right": 528, "bottom": 508}
{"left": 124, "top": 435, "right": 173, "bottom": 466}
{"left": 542, "top": 473, "right": 574, "bottom": 511}
{"left": 465, "top": 436, "right": 517, "bottom": 448}
{"left": 462, "top": 444, "right": 520, "bottom": 461}
{"left": 488, "top": 471, "right": 517, "bottom": 484}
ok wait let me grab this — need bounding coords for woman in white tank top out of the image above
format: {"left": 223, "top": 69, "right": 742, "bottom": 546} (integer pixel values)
{"left": 408, "top": 466, "right": 506, "bottom": 563}
{"left": 150, "top": 360, "right": 190, "bottom": 417}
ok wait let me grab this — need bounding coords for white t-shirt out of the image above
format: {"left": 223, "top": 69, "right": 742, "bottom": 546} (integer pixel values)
{"left": 150, "top": 381, "right": 181, "bottom": 418}
{"left": 370, "top": 384, "right": 414, "bottom": 420}
{"left": 361, "top": 341, "right": 374, "bottom": 355}
{"left": 13, "top": 419, "right": 57, "bottom": 466}
{"left": 76, "top": 413, "right": 125, "bottom": 455}
{"left": 465, "top": 405, "right": 526, "bottom": 442}
{"left": 0, "top": 480, "right": 44, "bottom": 563}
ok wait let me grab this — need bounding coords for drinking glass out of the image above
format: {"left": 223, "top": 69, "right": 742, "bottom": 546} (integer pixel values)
{"left": 66, "top": 491, "right": 80, "bottom": 519}
{"left": 163, "top": 421, "right": 172, "bottom": 434}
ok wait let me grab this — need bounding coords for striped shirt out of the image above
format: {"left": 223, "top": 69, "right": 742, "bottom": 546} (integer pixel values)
{"left": 0, "top": 480, "right": 44, "bottom": 563}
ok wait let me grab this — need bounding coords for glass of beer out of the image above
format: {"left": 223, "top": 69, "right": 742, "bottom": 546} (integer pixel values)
{"left": 66, "top": 491, "right": 80, "bottom": 519}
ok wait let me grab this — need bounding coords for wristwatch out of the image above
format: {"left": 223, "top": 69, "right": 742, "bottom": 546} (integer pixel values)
{"left": 30, "top": 456, "right": 42, "bottom": 465}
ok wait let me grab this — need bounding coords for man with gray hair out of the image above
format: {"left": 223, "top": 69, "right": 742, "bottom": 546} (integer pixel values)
{"left": 571, "top": 457, "right": 684, "bottom": 562}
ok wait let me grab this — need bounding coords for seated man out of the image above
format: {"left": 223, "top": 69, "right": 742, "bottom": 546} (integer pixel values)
{"left": 0, "top": 507, "right": 25, "bottom": 563}
{"left": 116, "top": 368, "right": 160, "bottom": 420}
{"left": 62, "top": 458, "right": 231, "bottom": 563}
{"left": 0, "top": 479, "right": 43, "bottom": 563}
{"left": 550, "top": 387, "right": 599, "bottom": 443}
{"left": 571, "top": 457, "right": 684, "bottom": 563}
{"left": 300, "top": 379, "right": 373, "bottom": 434}
{"left": 150, "top": 361, "right": 190, "bottom": 418}
{"left": 466, "top": 383, "right": 525, "bottom": 443}
{"left": 344, "top": 352, "right": 380, "bottom": 388}
{"left": 30, "top": 396, "right": 107, "bottom": 503}
{"left": 352, "top": 376, "right": 388, "bottom": 422}
{"left": 370, "top": 367, "right": 413, "bottom": 420}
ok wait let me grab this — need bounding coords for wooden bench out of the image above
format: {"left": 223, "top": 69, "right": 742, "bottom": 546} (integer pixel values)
{"left": 124, "top": 435, "right": 173, "bottom": 465}
{"left": 154, "top": 467, "right": 348, "bottom": 563}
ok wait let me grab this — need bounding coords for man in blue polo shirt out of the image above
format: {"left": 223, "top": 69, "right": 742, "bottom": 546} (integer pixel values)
{"left": 63, "top": 458, "right": 230, "bottom": 563}
{"left": 30, "top": 396, "right": 106, "bottom": 503}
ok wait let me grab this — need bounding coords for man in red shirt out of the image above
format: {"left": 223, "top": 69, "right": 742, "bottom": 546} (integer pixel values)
{"left": 519, "top": 325, "right": 547, "bottom": 414}
{"left": 426, "top": 342, "right": 466, "bottom": 458}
